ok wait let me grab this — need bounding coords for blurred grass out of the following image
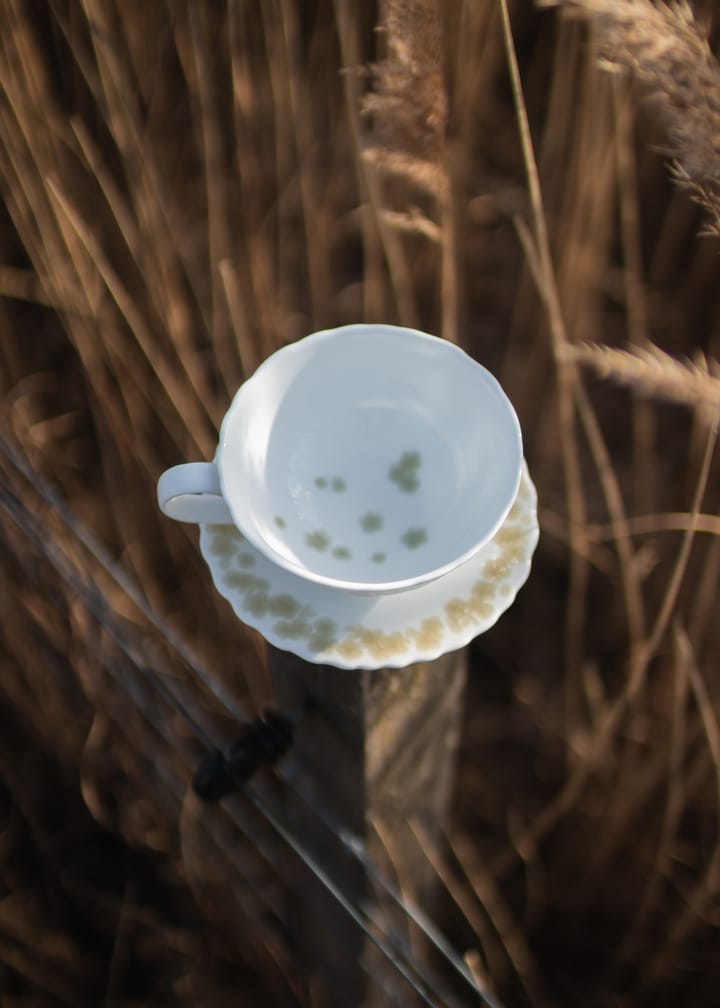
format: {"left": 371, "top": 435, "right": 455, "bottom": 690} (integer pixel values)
{"left": 2, "top": 0, "right": 720, "bottom": 1004}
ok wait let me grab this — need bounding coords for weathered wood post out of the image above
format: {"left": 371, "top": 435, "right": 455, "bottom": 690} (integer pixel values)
{"left": 269, "top": 646, "right": 467, "bottom": 1006}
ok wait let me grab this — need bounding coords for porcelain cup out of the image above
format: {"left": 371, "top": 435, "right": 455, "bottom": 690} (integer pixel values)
{"left": 157, "top": 323, "right": 523, "bottom": 595}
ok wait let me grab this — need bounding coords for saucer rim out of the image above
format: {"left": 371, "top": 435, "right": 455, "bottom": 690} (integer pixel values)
{"left": 198, "top": 460, "right": 538, "bottom": 670}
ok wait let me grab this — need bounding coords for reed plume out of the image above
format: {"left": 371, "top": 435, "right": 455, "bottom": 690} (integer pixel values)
{"left": 563, "top": 342, "right": 720, "bottom": 420}
{"left": 545, "top": 0, "right": 720, "bottom": 232}
{"left": 362, "top": 0, "right": 448, "bottom": 191}
{"left": 358, "top": 0, "right": 459, "bottom": 341}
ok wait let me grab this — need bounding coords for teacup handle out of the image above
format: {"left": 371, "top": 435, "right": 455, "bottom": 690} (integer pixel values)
{"left": 157, "top": 463, "right": 234, "bottom": 524}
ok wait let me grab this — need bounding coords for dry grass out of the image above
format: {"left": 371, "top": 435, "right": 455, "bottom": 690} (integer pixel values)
{"left": 563, "top": 341, "right": 720, "bottom": 420}
{"left": 2, "top": 0, "right": 720, "bottom": 1005}
{"left": 544, "top": 0, "right": 720, "bottom": 231}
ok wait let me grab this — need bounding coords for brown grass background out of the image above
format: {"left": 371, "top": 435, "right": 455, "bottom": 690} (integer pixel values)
{"left": 2, "top": 0, "right": 720, "bottom": 1005}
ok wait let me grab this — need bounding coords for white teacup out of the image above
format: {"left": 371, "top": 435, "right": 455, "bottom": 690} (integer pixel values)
{"left": 157, "top": 324, "right": 523, "bottom": 595}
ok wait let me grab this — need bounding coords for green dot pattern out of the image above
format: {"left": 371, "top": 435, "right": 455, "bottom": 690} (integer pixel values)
{"left": 388, "top": 451, "right": 421, "bottom": 493}
{"left": 401, "top": 527, "right": 428, "bottom": 549}
{"left": 359, "top": 511, "right": 383, "bottom": 533}
{"left": 306, "top": 529, "right": 330, "bottom": 551}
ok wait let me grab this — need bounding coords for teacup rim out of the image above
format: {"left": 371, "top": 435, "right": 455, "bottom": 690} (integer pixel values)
{"left": 216, "top": 323, "right": 523, "bottom": 595}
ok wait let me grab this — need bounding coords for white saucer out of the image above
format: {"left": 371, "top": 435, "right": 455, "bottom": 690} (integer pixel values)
{"left": 198, "top": 462, "right": 538, "bottom": 670}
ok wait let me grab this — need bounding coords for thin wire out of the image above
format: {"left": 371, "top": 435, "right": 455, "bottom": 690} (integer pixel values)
{"left": 340, "top": 827, "right": 503, "bottom": 1008}
{"left": 0, "top": 435, "right": 247, "bottom": 722}
{"left": 0, "top": 492, "right": 445, "bottom": 1007}
{"left": 281, "top": 770, "right": 498, "bottom": 1007}
{"left": 89, "top": 685, "right": 293, "bottom": 948}
{"left": 0, "top": 483, "right": 219, "bottom": 754}
{"left": 0, "top": 476, "right": 422, "bottom": 994}
{"left": 0, "top": 435, "right": 502, "bottom": 1006}
{"left": 246, "top": 789, "right": 444, "bottom": 1008}
{"left": 0, "top": 454, "right": 452, "bottom": 1006}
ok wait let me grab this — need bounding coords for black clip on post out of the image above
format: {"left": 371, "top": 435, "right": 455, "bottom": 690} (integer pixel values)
{"left": 192, "top": 706, "right": 304, "bottom": 802}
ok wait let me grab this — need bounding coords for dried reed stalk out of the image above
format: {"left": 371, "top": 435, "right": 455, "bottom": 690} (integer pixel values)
{"left": 544, "top": 0, "right": 720, "bottom": 232}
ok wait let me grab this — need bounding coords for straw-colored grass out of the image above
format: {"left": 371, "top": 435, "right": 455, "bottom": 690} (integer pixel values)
{"left": 544, "top": 0, "right": 720, "bottom": 231}
{"left": 2, "top": 0, "right": 720, "bottom": 1004}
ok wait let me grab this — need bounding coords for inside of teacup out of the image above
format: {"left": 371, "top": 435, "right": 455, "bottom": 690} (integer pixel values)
{"left": 263, "top": 403, "right": 460, "bottom": 584}
{"left": 220, "top": 325, "right": 522, "bottom": 590}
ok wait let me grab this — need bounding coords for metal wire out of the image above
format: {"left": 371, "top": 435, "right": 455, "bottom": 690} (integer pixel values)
{"left": 247, "top": 790, "right": 445, "bottom": 1008}
{"left": 339, "top": 828, "right": 504, "bottom": 1008}
{"left": 0, "top": 435, "right": 247, "bottom": 723}
{"left": 88, "top": 681, "right": 295, "bottom": 956}
{"left": 0, "top": 475, "right": 451, "bottom": 1006}
{"left": 280, "top": 770, "right": 498, "bottom": 1007}
{"left": 0, "top": 482, "right": 219, "bottom": 754}
{"left": 0, "top": 433, "right": 504, "bottom": 1007}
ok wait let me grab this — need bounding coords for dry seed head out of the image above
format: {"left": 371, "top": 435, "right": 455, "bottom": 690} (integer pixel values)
{"left": 361, "top": 146, "right": 449, "bottom": 198}
{"left": 545, "top": 0, "right": 720, "bottom": 228}
{"left": 362, "top": 0, "right": 447, "bottom": 167}
{"left": 564, "top": 341, "right": 720, "bottom": 424}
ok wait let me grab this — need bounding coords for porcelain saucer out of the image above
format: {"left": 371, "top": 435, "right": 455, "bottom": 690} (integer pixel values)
{"left": 198, "top": 462, "right": 538, "bottom": 670}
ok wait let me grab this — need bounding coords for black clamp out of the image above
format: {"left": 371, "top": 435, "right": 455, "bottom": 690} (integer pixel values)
{"left": 193, "top": 709, "right": 296, "bottom": 801}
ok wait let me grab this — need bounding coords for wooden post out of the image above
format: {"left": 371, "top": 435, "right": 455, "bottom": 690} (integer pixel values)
{"left": 269, "top": 644, "right": 467, "bottom": 1007}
